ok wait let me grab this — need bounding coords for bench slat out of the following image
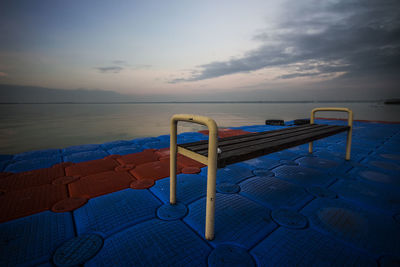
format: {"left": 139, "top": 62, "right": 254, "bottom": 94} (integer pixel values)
{"left": 183, "top": 124, "right": 335, "bottom": 155}
{"left": 178, "top": 124, "right": 349, "bottom": 168}
{"left": 179, "top": 123, "right": 318, "bottom": 150}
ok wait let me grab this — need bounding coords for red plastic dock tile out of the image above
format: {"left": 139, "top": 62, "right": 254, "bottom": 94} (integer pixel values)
{"left": 177, "top": 155, "right": 206, "bottom": 168}
{"left": 130, "top": 161, "right": 180, "bottom": 181}
{"left": 0, "top": 164, "right": 66, "bottom": 192}
{"left": 117, "top": 149, "right": 159, "bottom": 166}
{"left": 199, "top": 129, "right": 251, "bottom": 138}
{"left": 0, "top": 184, "right": 68, "bottom": 223}
{"left": 182, "top": 167, "right": 201, "bottom": 174}
{"left": 130, "top": 179, "right": 155, "bottom": 189}
{"left": 0, "top": 172, "right": 12, "bottom": 179}
{"left": 68, "top": 171, "right": 135, "bottom": 199}
{"left": 115, "top": 164, "right": 135, "bottom": 172}
{"left": 157, "top": 148, "right": 206, "bottom": 169}
{"left": 65, "top": 158, "right": 119, "bottom": 177}
{"left": 51, "top": 197, "right": 88, "bottom": 212}
{"left": 52, "top": 176, "right": 80, "bottom": 185}
{"left": 155, "top": 148, "right": 171, "bottom": 158}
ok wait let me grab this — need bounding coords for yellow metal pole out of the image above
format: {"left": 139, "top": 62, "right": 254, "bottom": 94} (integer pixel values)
{"left": 345, "top": 110, "right": 353, "bottom": 160}
{"left": 308, "top": 110, "right": 315, "bottom": 154}
{"left": 170, "top": 119, "right": 178, "bottom": 205}
{"left": 308, "top": 107, "right": 353, "bottom": 160}
{"left": 169, "top": 114, "right": 219, "bottom": 240}
{"left": 204, "top": 119, "right": 218, "bottom": 241}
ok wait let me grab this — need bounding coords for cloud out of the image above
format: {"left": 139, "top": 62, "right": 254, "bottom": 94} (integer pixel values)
{"left": 132, "top": 64, "right": 152, "bottom": 69}
{"left": 95, "top": 66, "right": 123, "bottom": 73}
{"left": 172, "top": 0, "right": 400, "bottom": 82}
{"left": 95, "top": 61, "right": 151, "bottom": 74}
{"left": 112, "top": 60, "right": 128, "bottom": 66}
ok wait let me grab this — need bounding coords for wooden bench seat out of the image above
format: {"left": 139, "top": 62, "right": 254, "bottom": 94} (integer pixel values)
{"left": 169, "top": 107, "right": 353, "bottom": 240}
{"left": 179, "top": 123, "right": 350, "bottom": 168}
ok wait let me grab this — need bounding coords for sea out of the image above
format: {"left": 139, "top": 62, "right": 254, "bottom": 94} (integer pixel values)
{"left": 1, "top": 102, "right": 399, "bottom": 154}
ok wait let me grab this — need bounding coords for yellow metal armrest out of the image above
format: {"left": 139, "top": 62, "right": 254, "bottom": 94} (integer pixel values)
{"left": 170, "top": 114, "right": 218, "bottom": 240}
{"left": 309, "top": 107, "right": 354, "bottom": 160}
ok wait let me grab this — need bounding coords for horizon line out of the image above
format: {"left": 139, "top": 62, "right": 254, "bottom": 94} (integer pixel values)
{"left": 0, "top": 100, "right": 383, "bottom": 104}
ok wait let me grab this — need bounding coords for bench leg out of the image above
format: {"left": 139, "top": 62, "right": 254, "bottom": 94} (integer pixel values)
{"left": 205, "top": 160, "right": 217, "bottom": 241}
{"left": 345, "top": 128, "right": 352, "bottom": 160}
{"left": 170, "top": 122, "right": 177, "bottom": 205}
{"left": 308, "top": 142, "right": 313, "bottom": 154}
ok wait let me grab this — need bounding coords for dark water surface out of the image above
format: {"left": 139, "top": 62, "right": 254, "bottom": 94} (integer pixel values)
{"left": 1, "top": 102, "right": 399, "bottom": 154}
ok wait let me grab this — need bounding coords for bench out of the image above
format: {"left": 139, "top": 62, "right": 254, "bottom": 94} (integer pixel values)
{"left": 169, "top": 107, "right": 353, "bottom": 240}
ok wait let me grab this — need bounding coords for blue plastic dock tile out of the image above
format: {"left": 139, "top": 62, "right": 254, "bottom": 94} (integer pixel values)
{"left": 85, "top": 219, "right": 211, "bottom": 267}
{"left": 156, "top": 134, "right": 170, "bottom": 141}
{"left": 355, "top": 169, "right": 400, "bottom": 187}
{"left": 307, "top": 186, "right": 337, "bottom": 199}
{"left": 4, "top": 156, "right": 62, "bottom": 173}
{"left": 100, "top": 140, "right": 131, "bottom": 150}
{"left": 237, "top": 125, "right": 281, "bottom": 132}
{"left": 328, "top": 143, "right": 372, "bottom": 155}
{"left": 271, "top": 209, "right": 308, "bottom": 229}
{"left": 240, "top": 176, "right": 313, "bottom": 210}
{"left": 0, "top": 211, "right": 75, "bottom": 267}
{"left": 63, "top": 150, "right": 108, "bottom": 163}
{"left": 36, "top": 261, "right": 56, "bottom": 267}
{"left": 142, "top": 140, "right": 170, "bottom": 150}
{"left": 216, "top": 183, "right": 240, "bottom": 194}
{"left": 329, "top": 179, "right": 400, "bottom": 214}
{"left": 251, "top": 228, "right": 376, "bottom": 266}
{"left": 302, "top": 198, "right": 400, "bottom": 257}
{"left": 208, "top": 245, "right": 255, "bottom": 267}
{"left": 376, "top": 144, "right": 400, "bottom": 154}
{"left": 184, "top": 193, "right": 277, "bottom": 249}
{"left": 362, "top": 159, "right": 400, "bottom": 175}
{"left": 178, "top": 132, "right": 207, "bottom": 140}
{"left": 268, "top": 150, "right": 303, "bottom": 161}
{"left": 106, "top": 145, "right": 143, "bottom": 156}
{"left": 0, "top": 155, "right": 12, "bottom": 171}
{"left": 376, "top": 153, "right": 400, "bottom": 162}
{"left": 216, "top": 163, "right": 254, "bottom": 184}
{"left": 14, "top": 149, "right": 61, "bottom": 161}
{"left": 313, "top": 150, "right": 346, "bottom": 161}
{"left": 379, "top": 255, "right": 400, "bottom": 267}
{"left": 131, "top": 137, "right": 159, "bottom": 145}
{"left": 53, "top": 234, "right": 103, "bottom": 266}
{"left": 62, "top": 144, "right": 101, "bottom": 155}
{"left": 150, "top": 173, "right": 207, "bottom": 204}
{"left": 287, "top": 143, "right": 309, "bottom": 153}
{"left": 178, "top": 136, "right": 207, "bottom": 143}
{"left": 74, "top": 189, "right": 160, "bottom": 237}
{"left": 273, "top": 165, "right": 335, "bottom": 187}
{"left": 252, "top": 169, "right": 274, "bottom": 177}
{"left": 0, "top": 154, "right": 13, "bottom": 162}
{"left": 295, "top": 156, "right": 352, "bottom": 174}
{"left": 157, "top": 203, "right": 188, "bottom": 220}
{"left": 242, "top": 156, "right": 281, "bottom": 170}
{"left": 0, "top": 159, "right": 11, "bottom": 172}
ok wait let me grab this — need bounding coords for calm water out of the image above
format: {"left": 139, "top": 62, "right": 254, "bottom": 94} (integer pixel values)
{"left": 1, "top": 102, "right": 399, "bottom": 154}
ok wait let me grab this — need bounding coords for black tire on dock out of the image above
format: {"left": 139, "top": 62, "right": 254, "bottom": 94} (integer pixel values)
{"left": 293, "top": 119, "right": 310, "bottom": 125}
{"left": 265, "top": 119, "right": 285, "bottom": 126}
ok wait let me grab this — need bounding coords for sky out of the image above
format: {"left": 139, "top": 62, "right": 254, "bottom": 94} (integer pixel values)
{"left": 0, "top": 0, "right": 399, "bottom": 101}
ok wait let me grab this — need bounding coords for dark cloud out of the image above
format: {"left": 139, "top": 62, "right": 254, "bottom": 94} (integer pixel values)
{"left": 95, "top": 61, "right": 151, "bottom": 73}
{"left": 173, "top": 0, "right": 400, "bottom": 82}
{"left": 95, "top": 66, "right": 123, "bottom": 73}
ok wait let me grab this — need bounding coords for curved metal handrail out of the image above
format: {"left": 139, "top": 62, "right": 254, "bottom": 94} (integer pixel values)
{"left": 170, "top": 114, "right": 218, "bottom": 240}
{"left": 309, "top": 107, "right": 353, "bottom": 160}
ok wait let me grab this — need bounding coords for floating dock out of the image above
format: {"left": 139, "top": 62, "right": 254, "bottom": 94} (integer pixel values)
{"left": 0, "top": 119, "right": 399, "bottom": 266}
